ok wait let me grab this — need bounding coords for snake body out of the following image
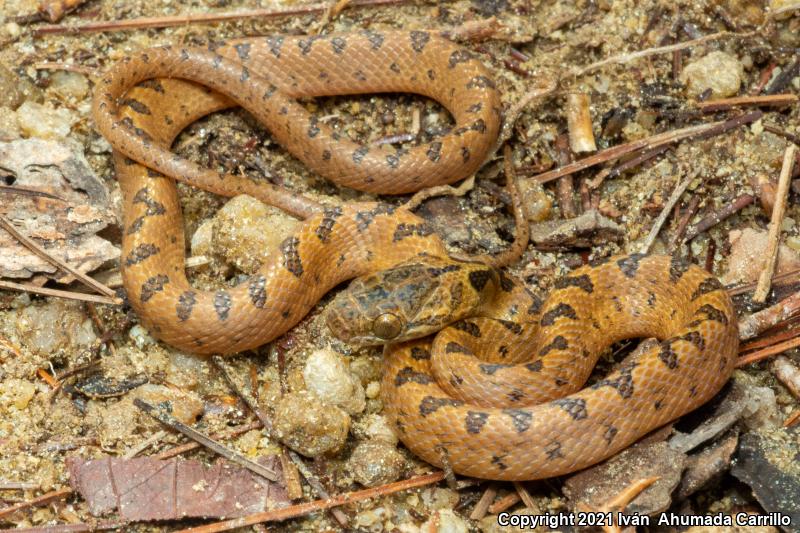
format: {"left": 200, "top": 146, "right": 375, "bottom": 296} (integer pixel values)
{"left": 94, "top": 30, "right": 739, "bottom": 480}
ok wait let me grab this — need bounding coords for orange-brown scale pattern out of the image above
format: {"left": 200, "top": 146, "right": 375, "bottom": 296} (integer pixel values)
{"left": 376, "top": 255, "right": 738, "bottom": 480}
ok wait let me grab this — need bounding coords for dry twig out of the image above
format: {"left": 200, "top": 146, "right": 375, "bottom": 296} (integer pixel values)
{"left": 639, "top": 172, "right": 694, "bottom": 253}
{"left": 173, "top": 472, "right": 445, "bottom": 533}
{"left": 753, "top": 144, "right": 798, "bottom": 303}
{"left": 33, "top": 0, "right": 409, "bottom": 35}
{"left": 133, "top": 399, "right": 279, "bottom": 482}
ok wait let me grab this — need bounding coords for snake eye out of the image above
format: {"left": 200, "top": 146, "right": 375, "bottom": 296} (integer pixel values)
{"left": 373, "top": 313, "right": 404, "bottom": 340}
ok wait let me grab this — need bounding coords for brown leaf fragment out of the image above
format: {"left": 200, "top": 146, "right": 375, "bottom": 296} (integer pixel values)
{"left": 67, "top": 456, "right": 289, "bottom": 521}
{"left": 529, "top": 209, "right": 624, "bottom": 250}
{"left": 564, "top": 441, "right": 687, "bottom": 517}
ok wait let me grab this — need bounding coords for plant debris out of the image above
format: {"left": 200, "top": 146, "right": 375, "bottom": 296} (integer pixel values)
{"left": 67, "top": 456, "right": 289, "bottom": 520}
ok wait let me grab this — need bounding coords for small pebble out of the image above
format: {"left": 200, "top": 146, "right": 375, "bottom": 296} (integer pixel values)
{"left": 361, "top": 414, "right": 398, "bottom": 445}
{"left": 49, "top": 71, "right": 90, "bottom": 100}
{"left": 518, "top": 178, "right": 552, "bottom": 222}
{"left": 420, "top": 509, "right": 469, "bottom": 533}
{"left": 272, "top": 391, "right": 350, "bottom": 457}
{"left": 0, "top": 63, "right": 24, "bottom": 109}
{"left": 128, "top": 324, "right": 156, "bottom": 349}
{"left": 15, "top": 300, "right": 97, "bottom": 355}
{"left": 680, "top": 51, "right": 744, "bottom": 99}
{"left": 303, "top": 348, "right": 365, "bottom": 415}
{"left": 16, "top": 101, "right": 76, "bottom": 139}
{"left": 2, "top": 378, "right": 37, "bottom": 409}
{"left": 211, "top": 195, "right": 301, "bottom": 274}
{"left": 365, "top": 380, "right": 380, "bottom": 399}
{"left": 133, "top": 384, "right": 204, "bottom": 425}
{"left": 348, "top": 440, "right": 405, "bottom": 487}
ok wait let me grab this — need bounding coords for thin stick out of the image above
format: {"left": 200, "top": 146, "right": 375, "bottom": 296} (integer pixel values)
{"left": 0, "top": 214, "right": 118, "bottom": 299}
{"left": 683, "top": 193, "right": 754, "bottom": 241}
{"left": 0, "top": 185, "right": 65, "bottom": 201}
{"left": 696, "top": 93, "right": 798, "bottom": 113}
{"left": 152, "top": 420, "right": 262, "bottom": 460}
{"left": 512, "top": 482, "right": 537, "bottom": 509}
{"left": 0, "top": 487, "right": 72, "bottom": 519}
{"left": 0, "top": 521, "right": 125, "bottom": 533}
{"left": 753, "top": 144, "right": 797, "bottom": 303}
{"left": 668, "top": 195, "right": 701, "bottom": 251}
{"left": 133, "top": 399, "right": 279, "bottom": 482}
{"left": 639, "top": 173, "right": 693, "bottom": 253}
{"left": 487, "top": 492, "right": 521, "bottom": 514}
{"left": 738, "top": 291, "right": 800, "bottom": 340}
{"left": 729, "top": 267, "right": 800, "bottom": 296}
{"left": 0, "top": 280, "right": 120, "bottom": 305}
{"left": 534, "top": 112, "right": 762, "bottom": 184}
{"left": 571, "top": 30, "right": 756, "bottom": 76}
{"left": 736, "top": 336, "right": 800, "bottom": 367}
{"left": 0, "top": 481, "right": 39, "bottom": 491}
{"left": 469, "top": 484, "right": 498, "bottom": 520}
{"left": 33, "top": 0, "right": 409, "bottom": 35}
{"left": 173, "top": 472, "right": 445, "bottom": 533}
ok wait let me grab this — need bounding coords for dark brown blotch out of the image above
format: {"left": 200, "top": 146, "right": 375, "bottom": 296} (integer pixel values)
{"left": 669, "top": 256, "right": 690, "bottom": 282}
{"left": 119, "top": 98, "right": 151, "bottom": 115}
{"left": 395, "top": 367, "right": 434, "bottom": 386}
{"left": 393, "top": 223, "right": 433, "bottom": 242}
{"left": 592, "top": 362, "right": 636, "bottom": 398}
{"left": 691, "top": 277, "right": 723, "bottom": 300}
{"left": 453, "top": 321, "right": 481, "bottom": 337}
{"left": 553, "top": 398, "right": 588, "bottom": 420}
{"left": 125, "top": 243, "right": 160, "bottom": 267}
{"left": 465, "top": 411, "right": 489, "bottom": 434}
{"left": 176, "top": 290, "right": 196, "bottom": 321}
{"left": 468, "top": 269, "right": 494, "bottom": 292}
{"left": 502, "top": 408, "right": 532, "bottom": 433}
{"left": 554, "top": 273, "right": 594, "bottom": 293}
{"left": 545, "top": 440, "right": 563, "bottom": 460}
{"left": 695, "top": 303, "right": 729, "bottom": 325}
{"left": 266, "top": 36, "right": 284, "bottom": 57}
{"left": 426, "top": 141, "right": 442, "bottom": 163}
{"left": 331, "top": 37, "right": 346, "bottom": 54}
{"left": 419, "top": 396, "right": 464, "bottom": 416}
{"left": 248, "top": 275, "right": 267, "bottom": 308}
{"left": 214, "top": 291, "right": 232, "bottom": 321}
{"left": 445, "top": 341, "right": 472, "bottom": 354}
{"left": 280, "top": 236, "right": 303, "bottom": 277}
{"left": 538, "top": 335, "right": 568, "bottom": 356}
{"left": 540, "top": 302, "right": 577, "bottom": 326}
{"left": 140, "top": 274, "right": 169, "bottom": 303}
{"left": 448, "top": 49, "right": 472, "bottom": 68}
{"left": 479, "top": 363, "right": 509, "bottom": 375}
{"left": 361, "top": 29, "right": 384, "bottom": 49}
{"left": 658, "top": 340, "right": 679, "bottom": 369}
{"left": 409, "top": 31, "right": 430, "bottom": 53}
{"left": 234, "top": 42, "right": 251, "bottom": 60}
{"left": 617, "top": 253, "right": 645, "bottom": 278}
{"left": 410, "top": 346, "right": 431, "bottom": 360}
{"left": 315, "top": 206, "right": 343, "bottom": 243}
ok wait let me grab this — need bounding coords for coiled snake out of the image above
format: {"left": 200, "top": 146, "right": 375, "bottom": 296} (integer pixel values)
{"left": 94, "top": 30, "right": 739, "bottom": 480}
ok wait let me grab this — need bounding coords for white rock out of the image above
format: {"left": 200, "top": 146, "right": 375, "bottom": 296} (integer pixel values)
{"left": 362, "top": 414, "right": 398, "bottom": 445}
{"left": 681, "top": 51, "right": 744, "bottom": 99}
{"left": 303, "top": 347, "right": 366, "bottom": 415}
{"left": 49, "top": 71, "right": 89, "bottom": 100}
{"left": 16, "top": 101, "right": 76, "bottom": 139}
{"left": 721, "top": 228, "right": 800, "bottom": 285}
{"left": 420, "top": 509, "right": 469, "bottom": 533}
{"left": 211, "top": 195, "right": 301, "bottom": 274}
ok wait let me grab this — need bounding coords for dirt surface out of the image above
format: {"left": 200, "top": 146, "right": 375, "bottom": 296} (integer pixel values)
{"left": 1, "top": 0, "right": 800, "bottom": 532}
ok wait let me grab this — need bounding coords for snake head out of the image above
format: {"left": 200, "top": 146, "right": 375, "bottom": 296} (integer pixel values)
{"left": 326, "top": 257, "right": 498, "bottom": 346}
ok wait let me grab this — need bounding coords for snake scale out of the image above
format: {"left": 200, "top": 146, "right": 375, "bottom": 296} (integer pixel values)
{"left": 93, "top": 30, "right": 739, "bottom": 480}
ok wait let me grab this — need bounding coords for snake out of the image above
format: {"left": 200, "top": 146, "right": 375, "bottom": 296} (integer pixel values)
{"left": 93, "top": 30, "right": 739, "bottom": 480}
